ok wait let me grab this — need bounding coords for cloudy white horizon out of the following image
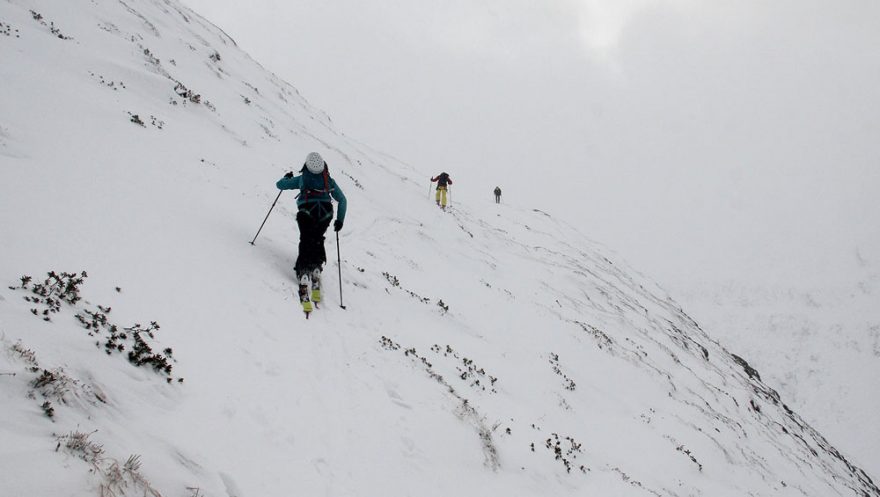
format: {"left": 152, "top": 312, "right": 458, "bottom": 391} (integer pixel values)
{"left": 178, "top": 0, "right": 879, "bottom": 293}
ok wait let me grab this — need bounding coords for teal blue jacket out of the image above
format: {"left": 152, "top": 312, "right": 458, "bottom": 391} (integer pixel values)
{"left": 276, "top": 171, "right": 347, "bottom": 223}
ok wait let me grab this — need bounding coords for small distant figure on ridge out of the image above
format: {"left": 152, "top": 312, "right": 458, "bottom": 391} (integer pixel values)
{"left": 276, "top": 152, "right": 347, "bottom": 317}
{"left": 494, "top": 186, "right": 502, "bottom": 204}
{"left": 431, "top": 172, "right": 453, "bottom": 210}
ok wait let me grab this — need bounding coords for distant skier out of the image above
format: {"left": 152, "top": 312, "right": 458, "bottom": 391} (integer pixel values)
{"left": 493, "top": 186, "right": 502, "bottom": 204}
{"left": 276, "top": 152, "right": 347, "bottom": 316}
{"left": 431, "top": 172, "right": 453, "bottom": 210}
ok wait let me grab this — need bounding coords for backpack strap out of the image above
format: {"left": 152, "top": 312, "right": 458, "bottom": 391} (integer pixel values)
{"left": 298, "top": 163, "right": 334, "bottom": 201}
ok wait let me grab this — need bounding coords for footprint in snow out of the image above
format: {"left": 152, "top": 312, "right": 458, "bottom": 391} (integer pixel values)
{"left": 386, "top": 386, "right": 412, "bottom": 410}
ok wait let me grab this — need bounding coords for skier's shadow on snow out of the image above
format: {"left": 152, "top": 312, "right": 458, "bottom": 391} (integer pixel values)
{"left": 242, "top": 221, "right": 343, "bottom": 284}
{"left": 247, "top": 234, "right": 298, "bottom": 282}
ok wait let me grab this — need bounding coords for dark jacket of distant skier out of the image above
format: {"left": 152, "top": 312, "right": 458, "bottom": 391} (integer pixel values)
{"left": 493, "top": 186, "right": 501, "bottom": 203}
{"left": 276, "top": 152, "right": 347, "bottom": 312}
{"left": 431, "top": 172, "right": 452, "bottom": 209}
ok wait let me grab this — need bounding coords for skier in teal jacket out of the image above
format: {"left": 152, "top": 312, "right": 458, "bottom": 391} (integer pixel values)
{"left": 276, "top": 152, "right": 347, "bottom": 314}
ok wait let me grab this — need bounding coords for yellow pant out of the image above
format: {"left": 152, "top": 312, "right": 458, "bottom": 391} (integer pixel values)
{"left": 435, "top": 186, "right": 448, "bottom": 207}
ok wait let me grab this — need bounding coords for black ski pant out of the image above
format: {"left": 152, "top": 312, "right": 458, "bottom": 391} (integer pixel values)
{"left": 294, "top": 207, "right": 332, "bottom": 278}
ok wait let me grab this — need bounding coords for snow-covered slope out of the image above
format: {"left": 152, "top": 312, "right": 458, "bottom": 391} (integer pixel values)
{"left": 676, "top": 267, "right": 880, "bottom": 478}
{"left": 1, "top": 1, "right": 877, "bottom": 496}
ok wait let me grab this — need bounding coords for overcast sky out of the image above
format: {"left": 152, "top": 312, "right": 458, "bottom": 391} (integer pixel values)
{"left": 180, "top": 0, "right": 880, "bottom": 291}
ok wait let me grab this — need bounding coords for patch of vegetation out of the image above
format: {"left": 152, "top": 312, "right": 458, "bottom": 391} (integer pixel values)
{"left": 97, "top": 21, "right": 119, "bottom": 35}
{"left": 436, "top": 299, "right": 449, "bottom": 313}
{"left": 572, "top": 321, "right": 613, "bottom": 350}
{"left": 259, "top": 122, "right": 277, "bottom": 140}
{"left": 89, "top": 71, "right": 126, "bottom": 91}
{"left": 5, "top": 340, "right": 107, "bottom": 421}
{"left": 77, "top": 308, "right": 179, "bottom": 382}
{"left": 527, "top": 423, "right": 587, "bottom": 474}
{"left": 339, "top": 170, "right": 364, "bottom": 190}
{"left": 549, "top": 352, "right": 576, "bottom": 391}
{"left": 55, "top": 430, "right": 104, "bottom": 464}
{"left": 10, "top": 271, "right": 182, "bottom": 383}
{"left": 29, "top": 10, "right": 72, "bottom": 40}
{"left": 611, "top": 467, "right": 660, "bottom": 496}
{"left": 11, "top": 341, "right": 39, "bottom": 368}
{"left": 379, "top": 336, "right": 400, "bottom": 351}
{"left": 100, "top": 454, "right": 162, "bottom": 497}
{"left": 543, "top": 432, "right": 586, "bottom": 474}
{"left": 668, "top": 322, "right": 710, "bottom": 360}
{"left": 173, "top": 81, "right": 201, "bottom": 104}
{"left": 382, "top": 272, "right": 449, "bottom": 314}
{"left": 1, "top": 21, "right": 20, "bottom": 37}
{"left": 126, "top": 322, "right": 175, "bottom": 377}
{"left": 126, "top": 112, "right": 163, "bottom": 129}
{"left": 142, "top": 46, "right": 161, "bottom": 66}
{"left": 171, "top": 81, "right": 215, "bottom": 111}
{"left": 54, "top": 432, "right": 161, "bottom": 497}
{"left": 731, "top": 353, "right": 761, "bottom": 381}
{"left": 243, "top": 81, "right": 261, "bottom": 95}
{"left": 9, "top": 271, "right": 85, "bottom": 321}
{"left": 429, "top": 344, "right": 498, "bottom": 393}
{"left": 662, "top": 434, "right": 704, "bottom": 472}
{"left": 750, "top": 398, "right": 761, "bottom": 413}
{"left": 41, "top": 400, "right": 55, "bottom": 419}
{"left": 676, "top": 444, "right": 703, "bottom": 472}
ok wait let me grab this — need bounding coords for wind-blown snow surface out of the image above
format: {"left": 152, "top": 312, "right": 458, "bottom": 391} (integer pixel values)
{"left": 0, "top": 1, "right": 877, "bottom": 496}
{"left": 677, "top": 273, "right": 880, "bottom": 478}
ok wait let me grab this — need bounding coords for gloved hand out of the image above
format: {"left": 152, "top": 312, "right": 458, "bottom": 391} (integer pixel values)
{"left": 284, "top": 171, "right": 294, "bottom": 178}
{"left": 334, "top": 220, "right": 343, "bottom": 232}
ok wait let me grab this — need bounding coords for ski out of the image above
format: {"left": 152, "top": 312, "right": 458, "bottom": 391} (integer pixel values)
{"left": 298, "top": 269, "right": 323, "bottom": 319}
{"left": 299, "top": 281, "right": 313, "bottom": 319}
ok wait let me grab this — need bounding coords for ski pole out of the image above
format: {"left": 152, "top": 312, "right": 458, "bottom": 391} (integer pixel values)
{"left": 336, "top": 231, "right": 346, "bottom": 309}
{"left": 249, "top": 190, "right": 283, "bottom": 245}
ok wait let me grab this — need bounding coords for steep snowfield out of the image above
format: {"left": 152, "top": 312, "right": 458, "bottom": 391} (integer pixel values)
{"left": 1, "top": 1, "right": 877, "bottom": 496}
{"left": 677, "top": 272, "right": 880, "bottom": 477}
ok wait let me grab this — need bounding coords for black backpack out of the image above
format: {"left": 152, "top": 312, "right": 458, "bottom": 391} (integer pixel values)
{"left": 436, "top": 173, "right": 450, "bottom": 187}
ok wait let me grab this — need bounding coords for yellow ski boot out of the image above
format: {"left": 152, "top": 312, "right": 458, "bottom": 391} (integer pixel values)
{"left": 310, "top": 267, "right": 322, "bottom": 305}
{"left": 298, "top": 277, "right": 312, "bottom": 318}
